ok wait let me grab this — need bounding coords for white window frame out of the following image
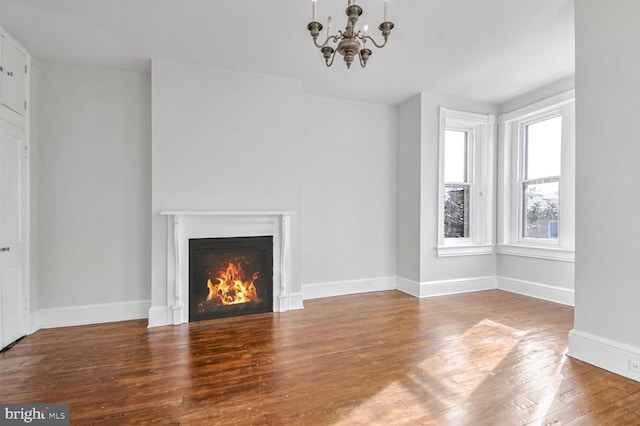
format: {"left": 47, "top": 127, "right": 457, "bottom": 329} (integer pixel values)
{"left": 437, "top": 107, "right": 495, "bottom": 257}
{"left": 497, "top": 90, "right": 575, "bottom": 262}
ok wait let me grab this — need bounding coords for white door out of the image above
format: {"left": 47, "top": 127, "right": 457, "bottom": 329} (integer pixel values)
{"left": 0, "top": 118, "right": 27, "bottom": 348}
{"left": 0, "top": 36, "right": 27, "bottom": 116}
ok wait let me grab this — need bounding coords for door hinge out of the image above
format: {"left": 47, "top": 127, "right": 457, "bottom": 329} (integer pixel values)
{"left": 25, "top": 64, "right": 28, "bottom": 74}
{"left": 24, "top": 100, "right": 27, "bottom": 110}
{"left": 24, "top": 146, "right": 28, "bottom": 159}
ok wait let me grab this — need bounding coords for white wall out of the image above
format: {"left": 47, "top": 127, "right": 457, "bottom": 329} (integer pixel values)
{"left": 396, "top": 95, "right": 422, "bottom": 282}
{"left": 499, "top": 75, "right": 575, "bottom": 114}
{"left": 569, "top": 0, "right": 640, "bottom": 381}
{"left": 37, "top": 61, "right": 151, "bottom": 312}
{"left": 301, "top": 95, "right": 397, "bottom": 289}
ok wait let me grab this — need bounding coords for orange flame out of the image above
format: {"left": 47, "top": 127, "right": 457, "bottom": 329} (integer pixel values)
{"left": 206, "top": 262, "right": 261, "bottom": 305}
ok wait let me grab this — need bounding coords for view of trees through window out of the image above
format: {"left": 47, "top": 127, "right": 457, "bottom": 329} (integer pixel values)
{"left": 444, "top": 185, "right": 469, "bottom": 238}
{"left": 444, "top": 130, "right": 470, "bottom": 238}
{"left": 523, "top": 182, "right": 559, "bottom": 238}
{"left": 522, "top": 116, "right": 561, "bottom": 239}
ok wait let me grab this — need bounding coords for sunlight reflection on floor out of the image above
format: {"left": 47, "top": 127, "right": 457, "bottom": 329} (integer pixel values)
{"left": 334, "top": 319, "right": 531, "bottom": 424}
{"left": 526, "top": 365, "right": 565, "bottom": 426}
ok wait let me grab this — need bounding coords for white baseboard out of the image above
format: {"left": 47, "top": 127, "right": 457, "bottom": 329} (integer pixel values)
{"left": 568, "top": 329, "right": 640, "bottom": 383}
{"left": 396, "top": 276, "right": 420, "bottom": 297}
{"left": 497, "top": 276, "right": 574, "bottom": 306}
{"left": 38, "top": 276, "right": 574, "bottom": 329}
{"left": 397, "top": 276, "right": 496, "bottom": 298}
{"left": 147, "top": 305, "right": 169, "bottom": 328}
{"left": 38, "top": 299, "right": 151, "bottom": 329}
{"left": 418, "top": 276, "right": 497, "bottom": 298}
{"left": 29, "top": 310, "right": 40, "bottom": 334}
{"left": 288, "top": 292, "right": 304, "bottom": 310}
{"left": 302, "top": 276, "right": 397, "bottom": 300}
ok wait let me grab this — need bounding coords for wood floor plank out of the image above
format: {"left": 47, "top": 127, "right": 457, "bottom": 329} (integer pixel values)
{"left": 1, "top": 290, "right": 639, "bottom": 425}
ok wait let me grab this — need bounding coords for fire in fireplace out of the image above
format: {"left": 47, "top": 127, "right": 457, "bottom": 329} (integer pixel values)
{"left": 189, "top": 236, "right": 273, "bottom": 322}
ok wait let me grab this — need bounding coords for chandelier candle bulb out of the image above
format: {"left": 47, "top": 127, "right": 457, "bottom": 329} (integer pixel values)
{"left": 312, "top": 0, "right": 317, "bottom": 22}
{"left": 327, "top": 16, "right": 332, "bottom": 37}
{"left": 384, "top": 0, "right": 388, "bottom": 22}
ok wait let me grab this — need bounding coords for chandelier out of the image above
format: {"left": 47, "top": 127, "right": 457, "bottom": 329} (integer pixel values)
{"left": 306, "top": 0, "right": 395, "bottom": 69}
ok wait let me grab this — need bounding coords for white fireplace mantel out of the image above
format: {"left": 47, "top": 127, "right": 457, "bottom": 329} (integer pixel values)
{"left": 151, "top": 211, "right": 296, "bottom": 327}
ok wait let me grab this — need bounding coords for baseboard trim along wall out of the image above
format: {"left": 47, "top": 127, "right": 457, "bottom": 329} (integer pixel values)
{"left": 302, "top": 276, "right": 397, "bottom": 300}
{"left": 288, "top": 292, "right": 305, "bottom": 310}
{"left": 396, "top": 276, "right": 497, "bottom": 298}
{"left": 147, "top": 306, "right": 169, "bottom": 328}
{"left": 29, "top": 311, "right": 40, "bottom": 334}
{"left": 568, "top": 329, "right": 640, "bottom": 383}
{"left": 35, "top": 275, "right": 575, "bottom": 329}
{"left": 497, "top": 276, "right": 575, "bottom": 306}
{"left": 396, "top": 277, "right": 420, "bottom": 297}
{"left": 420, "top": 276, "right": 497, "bottom": 298}
{"left": 39, "top": 299, "right": 151, "bottom": 329}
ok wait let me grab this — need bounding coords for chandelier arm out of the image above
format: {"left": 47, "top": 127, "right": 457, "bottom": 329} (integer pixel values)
{"left": 360, "top": 35, "right": 389, "bottom": 49}
{"left": 357, "top": 50, "right": 366, "bottom": 69}
{"left": 325, "top": 48, "right": 338, "bottom": 67}
{"left": 313, "top": 34, "right": 340, "bottom": 49}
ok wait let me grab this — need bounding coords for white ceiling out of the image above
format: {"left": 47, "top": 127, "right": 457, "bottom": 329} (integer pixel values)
{"left": 0, "top": 0, "right": 574, "bottom": 105}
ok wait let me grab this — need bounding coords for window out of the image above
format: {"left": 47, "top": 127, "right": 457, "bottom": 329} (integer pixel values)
{"left": 444, "top": 130, "right": 470, "bottom": 239}
{"left": 438, "top": 108, "right": 495, "bottom": 257}
{"left": 521, "top": 115, "right": 561, "bottom": 240}
{"left": 497, "top": 91, "right": 575, "bottom": 261}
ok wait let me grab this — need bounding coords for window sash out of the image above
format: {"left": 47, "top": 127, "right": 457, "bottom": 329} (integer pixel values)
{"left": 520, "top": 178, "right": 560, "bottom": 241}
{"left": 444, "top": 184, "right": 471, "bottom": 239}
{"left": 523, "top": 115, "right": 562, "bottom": 180}
{"left": 518, "top": 113, "right": 563, "bottom": 244}
{"left": 444, "top": 127, "right": 473, "bottom": 241}
{"left": 444, "top": 130, "right": 469, "bottom": 184}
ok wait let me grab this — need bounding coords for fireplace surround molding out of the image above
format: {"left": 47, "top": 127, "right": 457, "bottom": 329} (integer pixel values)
{"left": 150, "top": 211, "right": 296, "bottom": 327}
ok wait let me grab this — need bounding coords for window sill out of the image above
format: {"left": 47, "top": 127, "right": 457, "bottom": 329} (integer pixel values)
{"left": 496, "top": 244, "right": 574, "bottom": 262}
{"left": 437, "top": 244, "right": 493, "bottom": 258}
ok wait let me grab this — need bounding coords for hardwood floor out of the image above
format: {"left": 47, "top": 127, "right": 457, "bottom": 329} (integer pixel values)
{"left": 2, "top": 290, "right": 639, "bottom": 425}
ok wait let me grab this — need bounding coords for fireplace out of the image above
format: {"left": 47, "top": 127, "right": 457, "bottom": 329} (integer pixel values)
{"left": 150, "top": 211, "right": 298, "bottom": 328}
{"left": 189, "top": 236, "right": 273, "bottom": 321}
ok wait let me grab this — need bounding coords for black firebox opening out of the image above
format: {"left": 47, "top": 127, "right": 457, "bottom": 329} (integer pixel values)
{"left": 189, "top": 236, "right": 273, "bottom": 322}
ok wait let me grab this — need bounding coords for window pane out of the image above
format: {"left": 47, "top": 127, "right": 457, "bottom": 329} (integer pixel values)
{"left": 525, "top": 116, "right": 562, "bottom": 179}
{"left": 523, "top": 181, "right": 559, "bottom": 239}
{"left": 444, "top": 184, "right": 470, "bottom": 238}
{"left": 444, "top": 130, "right": 467, "bottom": 183}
